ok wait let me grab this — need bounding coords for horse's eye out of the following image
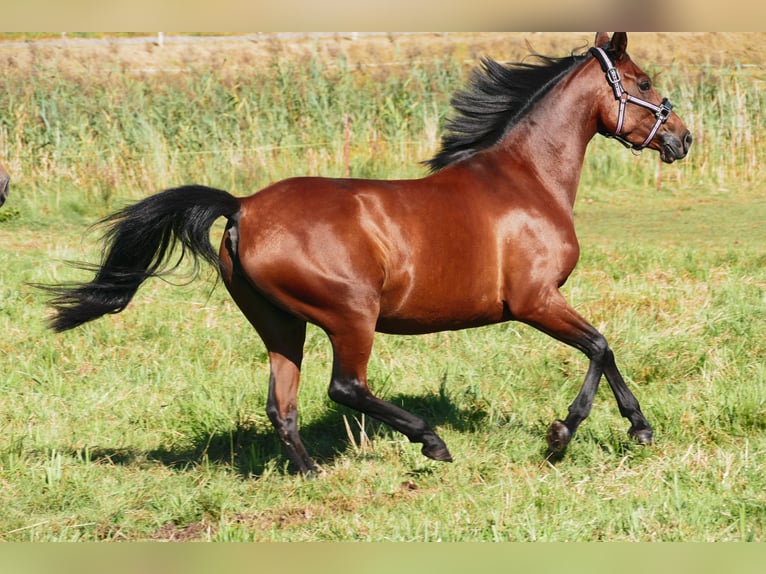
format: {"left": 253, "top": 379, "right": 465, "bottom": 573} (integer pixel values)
{"left": 639, "top": 80, "right": 651, "bottom": 92}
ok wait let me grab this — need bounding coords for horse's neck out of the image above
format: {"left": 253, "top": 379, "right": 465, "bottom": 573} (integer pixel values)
{"left": 497, "top": 61, "right": 600, "bottom": 209}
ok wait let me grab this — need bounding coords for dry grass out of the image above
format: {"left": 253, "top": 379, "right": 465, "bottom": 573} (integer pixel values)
{"left": 1, "top": 32, "right": 764, "bottom": 78}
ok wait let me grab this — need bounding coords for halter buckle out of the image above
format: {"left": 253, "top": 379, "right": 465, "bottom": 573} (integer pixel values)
{"left": 656, "top": 98, "right": 673, "bottom": 122}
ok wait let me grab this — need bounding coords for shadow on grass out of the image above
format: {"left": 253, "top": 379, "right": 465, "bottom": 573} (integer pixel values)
{"left": 77, "top": 388, "right": 489, "bottom": 478}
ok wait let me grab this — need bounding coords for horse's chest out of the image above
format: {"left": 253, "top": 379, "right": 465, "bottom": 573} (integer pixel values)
{"left": 498, "top": 214, "right": 580, "bottom": 287}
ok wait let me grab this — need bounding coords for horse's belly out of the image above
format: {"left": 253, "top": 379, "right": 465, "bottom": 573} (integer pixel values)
{"left": 375, "top": 288, "right": 506, "bottom": 335}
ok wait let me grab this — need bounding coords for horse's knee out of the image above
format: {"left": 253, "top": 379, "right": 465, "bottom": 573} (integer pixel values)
{"left": 328, "top": 377, "right": 369, "bottom": 407}
{"left": 586, "top": 333, "right": 611, "bottom": 363}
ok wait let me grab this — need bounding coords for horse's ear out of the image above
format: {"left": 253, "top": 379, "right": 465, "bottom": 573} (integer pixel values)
{"left": 593, "top": 32, "right": 628, "bottom": 59}
{"left": 611, "top": 32, "right": 628, "bottom": 59}
{"left": 594, "top": 32, "right": 610, "bottom": 47}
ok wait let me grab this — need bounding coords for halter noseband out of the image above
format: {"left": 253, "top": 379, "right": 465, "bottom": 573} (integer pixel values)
{"left": 589, "top": 46, "right": 673, "bottom": 152}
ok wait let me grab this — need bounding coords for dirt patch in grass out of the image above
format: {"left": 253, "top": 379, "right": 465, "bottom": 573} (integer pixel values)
{"left": 148, "top": 520, "right": 212, "bottom": 542}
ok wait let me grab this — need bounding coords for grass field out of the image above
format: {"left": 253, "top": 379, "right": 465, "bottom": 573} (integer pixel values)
{"left": 0, "top": 33, "right": 764, "bottom": 541}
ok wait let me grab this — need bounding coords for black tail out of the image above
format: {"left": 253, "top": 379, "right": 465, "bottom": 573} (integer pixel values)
{"left": 44, "top": 185, "right": 240, "bottom": 332}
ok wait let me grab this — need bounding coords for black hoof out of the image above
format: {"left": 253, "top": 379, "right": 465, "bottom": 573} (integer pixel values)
{"left": 422, "top": 443, "right": 453, "bottom": 462}
{"left": 301, "top": 465, "right": 322, "bottom": 478}
{"left": 629, "top": 427, "right": 654, "bottom": 446}
{"left": 546, "top": 419, "right": 572, "bottom": 454}
{"left": 294, "top": 458, "right": 320, "bottom": 476}
{"left": 421, "top": 435, "right": 453, "bottom": 462}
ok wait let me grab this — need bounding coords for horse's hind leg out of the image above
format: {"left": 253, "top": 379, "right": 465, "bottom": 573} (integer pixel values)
{"left": 326, "top": 322, "right": 453, "bottom": 463}
{"left": 221, "top": 272, "right": 317, "bottom": 474}
{"left": 265, "top": 338, "right": 316, "bottom": 474}
{"left": 516, "top": 288, "right": 653, "bottom": 453}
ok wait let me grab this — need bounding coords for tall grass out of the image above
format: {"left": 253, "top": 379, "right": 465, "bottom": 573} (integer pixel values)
{"left": 1, "top": 52, "right": 457, "bottom": 215}
{"left": 1, "top": 44, "right": 764, "bottom": 217}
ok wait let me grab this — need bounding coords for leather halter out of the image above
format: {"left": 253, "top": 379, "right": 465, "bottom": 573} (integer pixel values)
{"left": 589, "top": 46, "right": 673, "bottom": 152}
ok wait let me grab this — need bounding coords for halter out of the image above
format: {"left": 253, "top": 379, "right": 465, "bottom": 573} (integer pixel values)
{"left": 589, "top": 46, "right": 673, "bottom": 152}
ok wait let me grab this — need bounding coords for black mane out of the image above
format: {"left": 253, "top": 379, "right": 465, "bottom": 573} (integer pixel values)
{"left": 425, "top": 52, "right": 589, "bottom": 172}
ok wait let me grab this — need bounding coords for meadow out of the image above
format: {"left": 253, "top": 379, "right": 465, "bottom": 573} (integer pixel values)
{"left": 0, "top": 33, "right": 764, "bottom": 541}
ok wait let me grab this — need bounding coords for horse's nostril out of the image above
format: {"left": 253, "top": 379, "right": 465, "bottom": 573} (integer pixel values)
{"left": 683, "top": 131, "right": 693, "bottom": 152}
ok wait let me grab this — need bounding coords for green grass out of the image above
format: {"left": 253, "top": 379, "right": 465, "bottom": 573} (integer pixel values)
{"left": 0, "top": 42, "right": 765, "bottom": 541}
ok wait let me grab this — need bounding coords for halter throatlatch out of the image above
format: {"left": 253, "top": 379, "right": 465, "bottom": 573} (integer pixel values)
{"left": 589, "top": 46, "right": 673, "bottom": 152}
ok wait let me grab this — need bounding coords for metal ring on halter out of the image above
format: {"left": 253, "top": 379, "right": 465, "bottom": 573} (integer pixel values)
{"left": 589, "top": 46, "right": 674, "bottom": 151}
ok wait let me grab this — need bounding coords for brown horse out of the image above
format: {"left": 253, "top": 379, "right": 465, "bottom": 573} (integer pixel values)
{"left": 45, "top": 33, "right": 692, "bottom": 474}
{"left": 0, "top": 162, "right": 9, "bottom": 207}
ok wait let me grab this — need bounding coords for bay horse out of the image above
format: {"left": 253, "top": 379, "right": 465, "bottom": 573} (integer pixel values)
{"left": 45, "top": 33, "right": 692, "bottom": 474}
{"left": 0, "top": 162, "right": 9, "bottom": 207}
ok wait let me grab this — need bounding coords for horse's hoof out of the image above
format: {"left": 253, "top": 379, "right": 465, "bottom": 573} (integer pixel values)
{"left": 298, "top": 465, "right": 321, "bottom": 478}
{"left": 421, "top": 440, "right": 453, "bottom": 462}
{"left": 546, "top": 419, "right": 572, "bottom": 454}
{"left": 422, "top": 445, "right": 453, "bottom": 462}
{"left": 294, "top": 457, "right": 321, "bottom": 477}
{"left": 629, "top": 427, "right": 654, "bottom": 446}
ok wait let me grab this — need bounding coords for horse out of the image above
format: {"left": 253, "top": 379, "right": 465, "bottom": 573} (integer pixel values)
{"left": 0, "top": 162, "right": 9, "bottom": 207}
{"left": 44, "top": 33, "right": 692, "bottom": 475}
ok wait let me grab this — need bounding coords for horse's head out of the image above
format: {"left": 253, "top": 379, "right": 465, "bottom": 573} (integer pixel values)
{"left": 0, "top": 163, "right": 9, "bottom": 207}
{"left": 591, "top": 32, "right": 692, "bottom": 164}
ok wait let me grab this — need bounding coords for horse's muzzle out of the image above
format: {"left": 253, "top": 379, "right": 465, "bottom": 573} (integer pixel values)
{"left": 0, "top": 174, "right": 8, "bottom": 207}
{"left": 659, "top": 130, "right": 692, "bottom": 164}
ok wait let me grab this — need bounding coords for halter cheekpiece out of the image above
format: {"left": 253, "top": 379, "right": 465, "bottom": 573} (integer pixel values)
{"left": 589, "top": 46, "right": 673, "bottom": 152}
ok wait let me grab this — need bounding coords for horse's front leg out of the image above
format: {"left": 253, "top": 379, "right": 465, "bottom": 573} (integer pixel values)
{"left": 601, "top": 349, "right": 654, "bottom": 446}
{"left": 546, "top": 354, "right": 603, "bottom": 453}
{"left": 515, "top": 288, "right": 653, "bottom": 453}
